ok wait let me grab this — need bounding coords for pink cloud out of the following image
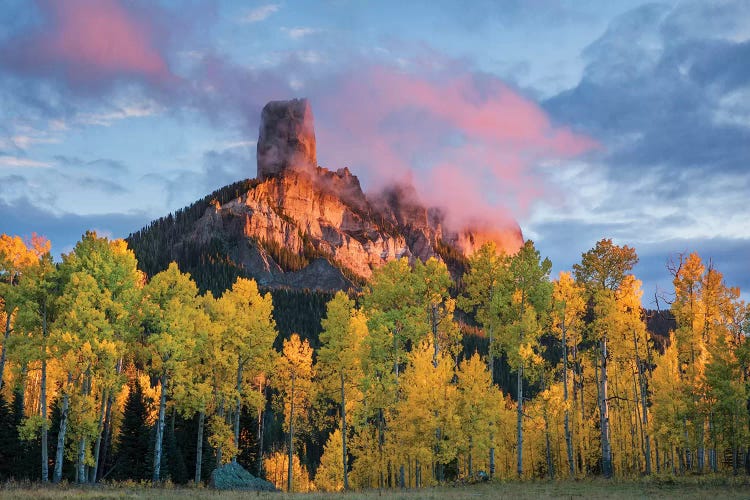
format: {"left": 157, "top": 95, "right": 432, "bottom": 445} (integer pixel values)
{"left": 1, "top": 0, "right": 171, "bottom": 89}
{"left": 311, "top": 65, "right": 598, "bottom": 231}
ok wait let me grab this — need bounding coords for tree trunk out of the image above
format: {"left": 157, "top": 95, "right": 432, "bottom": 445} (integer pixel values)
{"left": 468, "top": 436, "right": 474, "bottom": 478}
{"left": 153, "top": 372, "right": 168, "bottom": 483}
{"left": 431, "top": 304, "right": 439, "bottom": 368}
{"left": 99, "top": 357, "right": 121, "bottom": 481}
{"left": 562, "top": 318, "right": 575, "bottom": 478}
{"left": 215, "top": 397, "right": 225, "bottom": 466}
{"left": 257, "top": 383, "right": 266, "bottom": 478}
{"left": 378, "top": 408, "right": 384, "bottom": 490}
{"left": 599, "top": 337, "right": 613, "bottom": 478}
{"left": 340, "top": 372, "right": 349, "bottom": 490}
{"left": 99, "top": 393, "right": 115, "bottom": 479}
{"left": 90, "top": 387, "right": 107, "bottom": 483}
{"left": 77, "top": 436, "right": 87, "bottom": 484}
{"left": 0, "top": 312, "right": 12, "bottom": 392}
{"left": 633, "top": 331, "right": 651, "bottom": 475}
{"left": 40, "top": 356, "right": 48, "bottom": 482}
{"left": 489, "top": 443, "right": 495, "bottom": 479}
{"left": 697, "top": 425, "right": 705, "bottom": 473}
{"left": 517, "top": 365, "right": 523, "bottom": 478}
{"left": 77, "top": 370, "right": 91, "bottom": 484}
{"left": 195, "top": 409, "right": 205, "bottom": 483}
{"left": 53, "top": 374, "right": 71, "bottom": 483}
{"left": 545, "top": 405, "right": 554, "bottom": 479}
{"left": 40, "top": 302, "right": 48, "bottom": 483}
{"left": 287, "top": 374, "right": 295, "bottom": 493}
{"left": 233, "top": 362, "right": 244, "bottom": 463}
{"left": 488, "top": 324, "right": 494, "bottom": 383}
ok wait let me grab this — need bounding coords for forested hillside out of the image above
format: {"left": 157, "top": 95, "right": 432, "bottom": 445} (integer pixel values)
{"left": 0, "top": 232, "right": 748, "bottom": 492}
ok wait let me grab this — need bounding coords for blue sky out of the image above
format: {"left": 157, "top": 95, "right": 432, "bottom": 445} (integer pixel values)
{"left": 1, "top": 0, "right": 748, "bottom": 305}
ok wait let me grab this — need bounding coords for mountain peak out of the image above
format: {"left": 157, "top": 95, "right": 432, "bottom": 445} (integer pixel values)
{"left": 257, "top": 98, "right": 316, "bottom": 180}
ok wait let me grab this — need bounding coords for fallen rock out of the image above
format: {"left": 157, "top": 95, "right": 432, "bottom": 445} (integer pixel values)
{"left": 210, "top": 461, "right": 277, "bottom": 491}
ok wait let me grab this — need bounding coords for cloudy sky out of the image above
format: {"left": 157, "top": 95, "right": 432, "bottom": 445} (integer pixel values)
{"left": 1, "top": 0, "right": 748, "bottom": 305}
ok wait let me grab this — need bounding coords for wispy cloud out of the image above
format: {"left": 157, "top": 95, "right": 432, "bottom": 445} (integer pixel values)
{"left": 220, "top": 140, "right": 256, "bottom": 150}
{"left": 0, "top": 156, "right": 52, "bottom": 168}
{"left": 76, "top": 100, "right": 163, "bottom": 126}
{"left": 0, "top": 134, "right": 60, "bottom": 151}
{"left": 281, "top": 26, "right": 320, "bottom": 39}
{"left": 241, "top": 4, "right": 280, "bottom": 23}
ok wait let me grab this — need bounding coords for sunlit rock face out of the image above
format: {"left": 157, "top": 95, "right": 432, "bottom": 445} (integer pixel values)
{"left": 257, "top": 98, "right": 316, "bottom": 180}
{"left": 188, "top": 99, "right": 522, "bottom": 290}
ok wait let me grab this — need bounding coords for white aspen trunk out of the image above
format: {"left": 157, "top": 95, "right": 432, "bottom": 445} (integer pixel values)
{"left": 233, "top": 361, "right": 243, "bottom": 463}
{"left": 53, "top": 374, "right": 71, "bottom": 483}
{"left": 599, "top": 337, "right": 613, "bottom": 478}
{"left": 340, "top": 372, "right": 349, "bottom": 490}
{"left": 517, "top": 365, "right": 523, "bottom": 478}
{"left": 40, "top": 303, "right": 48, "bottom": 483}
{"left": 287, "top": 374, "right": 295, "bottom": 492}
{"left": 152, "top": 372, "right": 168, "bottom": 483}
{"left": 195, "top": 409, "right": 205, "bottom": 483}
{"left": 91, "top": 387, "right": 107, "bottom": 483}
{"left": 562, "top": 314, "right": 575, "bottom": 478}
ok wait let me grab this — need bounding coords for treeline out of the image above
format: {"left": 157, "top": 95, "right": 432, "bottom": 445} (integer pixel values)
{"left": 0, "top": 232, "right": 748, "bottom": 491}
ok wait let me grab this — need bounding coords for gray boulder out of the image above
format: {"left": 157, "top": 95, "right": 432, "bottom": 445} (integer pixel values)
{"left": 210, "top": 462, "right": 277, "bottom": 491}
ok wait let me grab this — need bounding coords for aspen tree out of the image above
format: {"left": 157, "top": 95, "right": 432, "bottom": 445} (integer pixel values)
{"left": 551, "top": 271, "right": 585, "bottom": 478}
{"left": 493, "top": 240, "right": 552, "bottom": 478}
{"left": 318, "top": 291, "right": 367, "bottom": 490}
{"left": 141, "top": 263, "right": 203, "bottom": 483}
{"left": 574, "top": 239, "right": 637, "bottom": 478}
{"left": 216, "top": 278, "right": 277, "bottom": 463}
{"left": 276, "top": 334, "right": 313, "bottom": 492}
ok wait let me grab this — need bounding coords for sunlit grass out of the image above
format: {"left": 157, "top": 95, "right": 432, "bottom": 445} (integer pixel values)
{"left": 2, "top": 476, "right": 750, "bottom": 500}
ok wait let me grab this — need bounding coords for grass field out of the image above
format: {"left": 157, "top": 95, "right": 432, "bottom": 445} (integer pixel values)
{"left": 2, "top": 477, "right": 749, "bottom": 499}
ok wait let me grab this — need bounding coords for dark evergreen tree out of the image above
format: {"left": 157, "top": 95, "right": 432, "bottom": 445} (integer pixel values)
{"left": 163, "top": 409, "right": 188, "bottom": 484}
{"left": 113, "top": 381, "right": 150, "bottom": 481}
{"left": 9, "top": 388, "right": 42, "bottom": 480}
{"left": 0, "top": 392, "right": 19, "bottom": 480}
{"left": 237, "top": 406, "right": 258, "bottom": 471}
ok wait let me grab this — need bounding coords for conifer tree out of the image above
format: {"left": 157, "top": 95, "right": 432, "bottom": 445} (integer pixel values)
{"left": 115, "top": 379, "right": 151, "bottom": 481}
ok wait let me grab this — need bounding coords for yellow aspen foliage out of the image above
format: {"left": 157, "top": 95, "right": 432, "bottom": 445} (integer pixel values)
{"left": 264, "top": 450, "right": 314, "bottom": 492}
{"left": 275, "top": 333, "right": 314, "bottom": 491}
{"left": 454, "top": 353, "right": 505, "bottom": 478}
{"left": 315, "top": 426, "right": 344, "bottom": 492}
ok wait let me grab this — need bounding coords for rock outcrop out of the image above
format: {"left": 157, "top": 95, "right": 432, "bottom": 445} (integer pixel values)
{"left": 130, "top": 99, "right": 523, "bottom": 292}
{"left": 186, "top": 162, "right": 522, "bottom": 290}
{"left": 210, "top": 462, "right": 276, "bottom": 491}
{"left": 257, "top": 98, "right": 316, "bottom": 180}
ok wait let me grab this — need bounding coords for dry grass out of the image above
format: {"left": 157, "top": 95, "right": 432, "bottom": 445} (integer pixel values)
{"left": 2, "top": 476, "right": 749, "bottom": 500}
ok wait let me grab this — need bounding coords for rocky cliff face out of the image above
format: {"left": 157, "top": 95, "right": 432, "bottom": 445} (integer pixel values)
{"left": 257, "top": 98, "right": 316, "bottom": 180}
{"left": 145, "top": 99, "right": 523, "bottom": 291}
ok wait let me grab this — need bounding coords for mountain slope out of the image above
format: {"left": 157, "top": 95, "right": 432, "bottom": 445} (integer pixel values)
{"left": 125, "top": 98, "right": 523, "bottom": 294}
